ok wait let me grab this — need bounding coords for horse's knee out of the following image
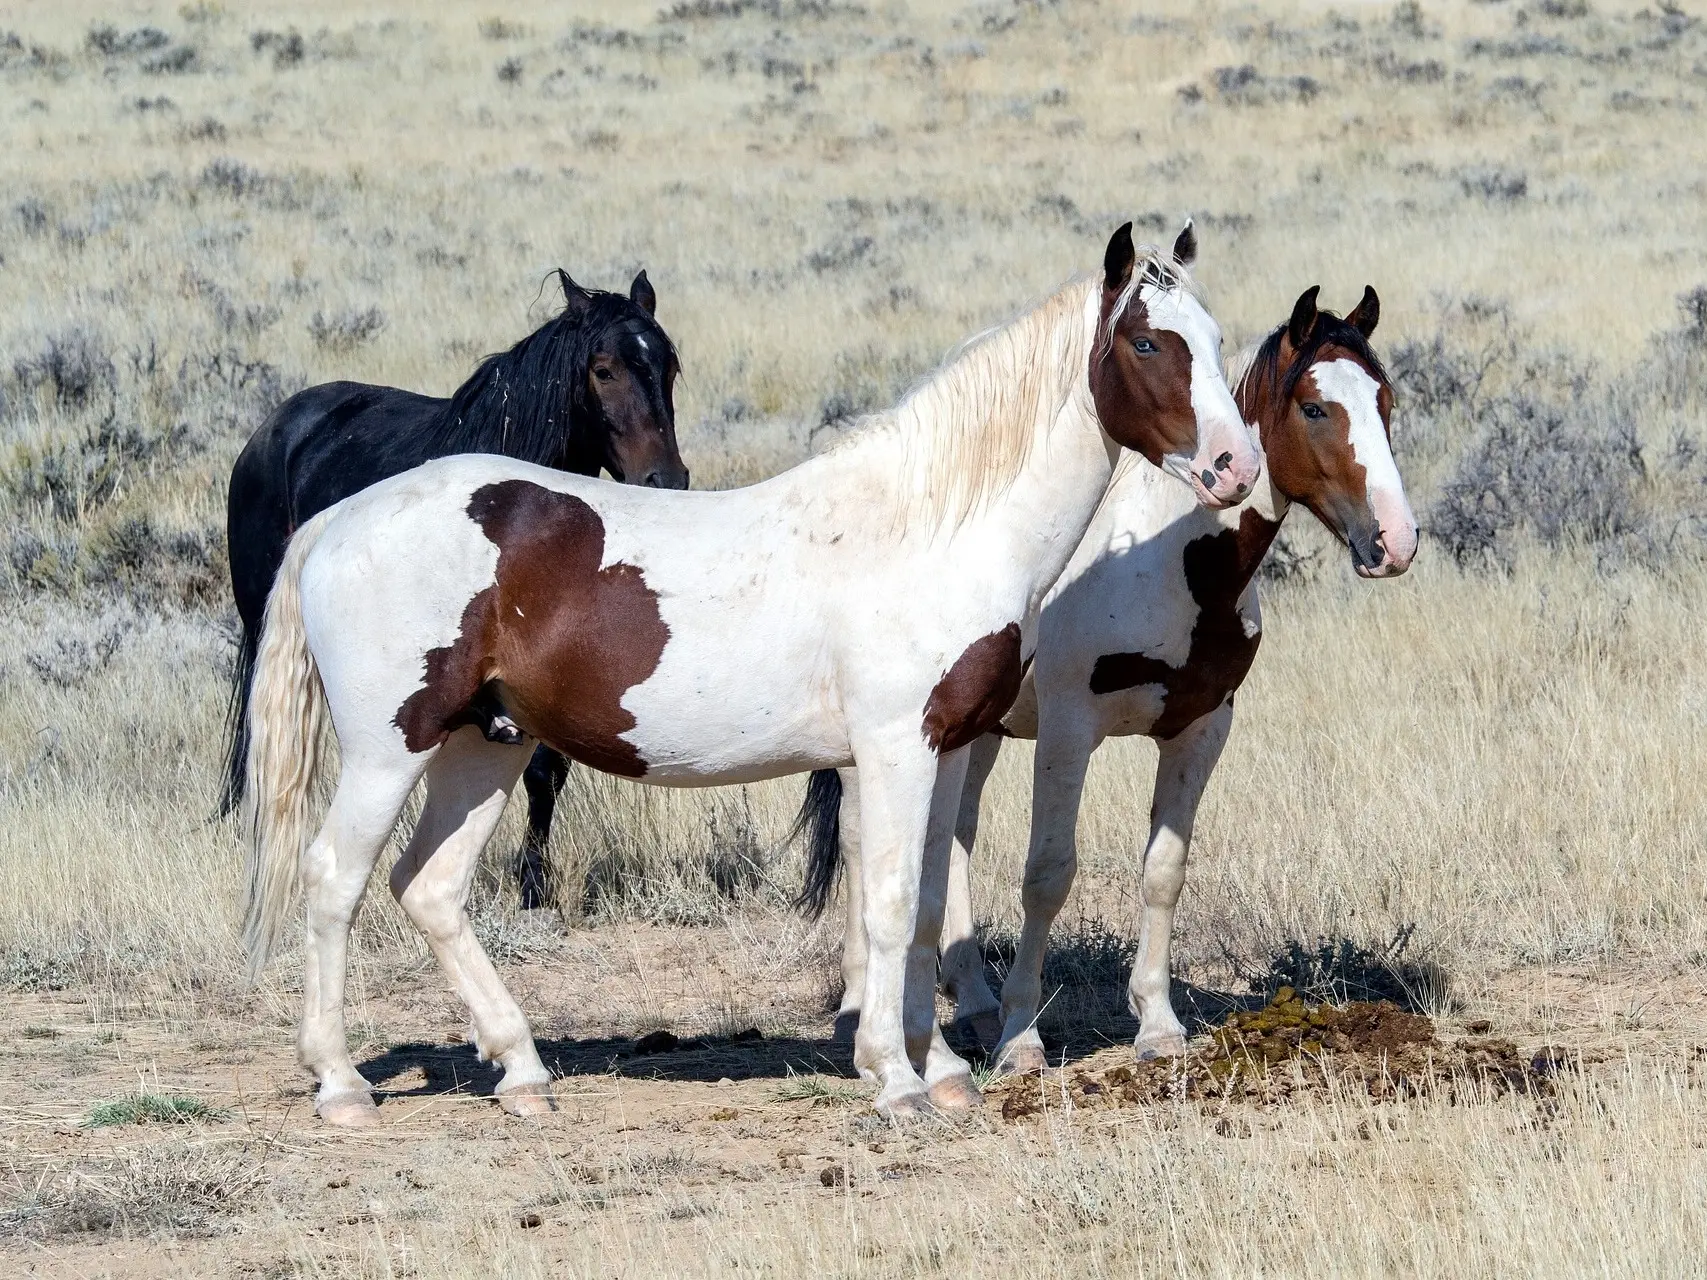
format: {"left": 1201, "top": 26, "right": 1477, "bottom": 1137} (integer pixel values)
{"left": 1020, "top": 849, "right": 1075, "bottom": 913}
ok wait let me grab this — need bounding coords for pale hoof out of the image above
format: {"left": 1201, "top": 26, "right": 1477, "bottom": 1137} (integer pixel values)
{"left": 1133, "top": 1030, "right": 1188, "bottom": 1061}
{"left": 497, "top": 1081, "right": 556, "bottom": 1118}
{"left": 318, "top": 1093, "right": 381, "bottom": 1128}
{"left": 994, "top": 1040, "right": 1050, "bottom": 1076}
{"left": 873, "top": 1089, "right": 935, "bottom": 1122}
{"left": 927, "top": 1074, "right": 983, "bottom": 1112}
{"left": 955, "top": 1010, "right": 1005, "bottom": 1050}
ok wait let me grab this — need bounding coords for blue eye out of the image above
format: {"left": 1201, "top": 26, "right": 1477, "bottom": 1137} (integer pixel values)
{"left": 1133, "top": 337, "right": 1158, "bottom": 356}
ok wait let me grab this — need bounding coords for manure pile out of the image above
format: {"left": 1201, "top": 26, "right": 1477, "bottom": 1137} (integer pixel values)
{"left": 994, "top": 989, "right": 1574, "bottom": 1121}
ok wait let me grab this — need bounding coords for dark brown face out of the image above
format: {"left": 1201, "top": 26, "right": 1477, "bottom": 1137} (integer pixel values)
{"left": 588, "top": 326, "right": 687, "bottom": 489}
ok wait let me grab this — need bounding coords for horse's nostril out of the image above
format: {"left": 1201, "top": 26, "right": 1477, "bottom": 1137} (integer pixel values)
{"left": 1214, "top": 452, "right": 1234, "bottom": 472}
{"left": 643, "top": 471, "right": 664, "bottom": 488}
{"left": 1200, "top": 469, "right": 1217, "bottom": 490}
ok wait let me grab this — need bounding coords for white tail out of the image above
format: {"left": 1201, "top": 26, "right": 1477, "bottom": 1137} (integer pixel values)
{"left": 240, "top": 507, "right": 337, "bottom": 984}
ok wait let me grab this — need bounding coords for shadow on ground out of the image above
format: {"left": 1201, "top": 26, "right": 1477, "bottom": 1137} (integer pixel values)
{"left": 353, "top": 975, "right": 1264, "bottom": 1103}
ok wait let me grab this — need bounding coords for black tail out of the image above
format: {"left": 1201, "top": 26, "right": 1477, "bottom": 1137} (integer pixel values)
{"left": 790, "top": 768, "right": 843, "bottom": 920}
{"left": 214, "top": 624, "right": 259, "bottom": 819}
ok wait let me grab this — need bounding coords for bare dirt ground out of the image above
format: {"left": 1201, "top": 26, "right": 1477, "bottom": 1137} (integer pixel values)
{"left": 7, "top": 913, "right": 1707, "bottom": 1278}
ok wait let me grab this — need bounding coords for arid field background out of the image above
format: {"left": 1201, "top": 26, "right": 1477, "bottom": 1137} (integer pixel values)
{"left": 3, "top": 0, "right": 1707, "bottom": 1275}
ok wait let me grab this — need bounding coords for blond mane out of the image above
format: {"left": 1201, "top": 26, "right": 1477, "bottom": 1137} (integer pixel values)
{"left": 829, "top": 245, "right": 1196, "bottom": 537}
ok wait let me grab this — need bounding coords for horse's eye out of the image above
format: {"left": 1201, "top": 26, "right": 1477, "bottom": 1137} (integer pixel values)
{"left": 1132, "top": 337, "right": 1158, "bottom": 356}
{"left": 593, "top": 366, "right": 615, "bottom": 383}
{"left": 1302, "top": 402, "right": 1328, "bottom": 420}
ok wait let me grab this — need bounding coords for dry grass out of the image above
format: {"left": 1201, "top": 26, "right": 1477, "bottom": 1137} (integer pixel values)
{"left": 4, "top": 0, "right": 1707, "bottom": 1274}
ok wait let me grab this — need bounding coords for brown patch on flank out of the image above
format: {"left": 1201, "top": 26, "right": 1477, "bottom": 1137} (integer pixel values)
{"left": 392, "top": 479, "right": 668, "bottom": 774}
{"left": 1088, "top": 510, "right": 1277, "bottom": 738}
{"left": 922, "top": 624, "right": 1024, "bottom": 753}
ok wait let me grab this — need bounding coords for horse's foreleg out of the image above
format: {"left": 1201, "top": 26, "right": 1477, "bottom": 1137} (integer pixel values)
{"left": 849, "top": 738, "right": 948, "bottom": 1118}
{"left": 833, "top": 767, "right": 865, "bottom": 1043}
{"left": 299, "top": 758, "right": 421, "bottom": 1127}
{"left": 939, "top": 733, "right": 1003, "bottom": 1045}
{"left": 992, "top": 720, "right": 1098, "bottom": 1075}
{"left": 390, "top": 729, "right": 550, "bottom": 1116}
{"left": 516, "top": 746, "right": 569, "bottom": 911}
{"left": 1129, "top": 700, "right": 1233, "bottom": 1060}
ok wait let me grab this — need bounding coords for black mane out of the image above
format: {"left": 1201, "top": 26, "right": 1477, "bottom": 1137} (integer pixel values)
{"left": 420, "top": 277, "right": 676, "bottom": 467}
{"left": 1246, "top": 310, "right": 1389, "bottom": 408}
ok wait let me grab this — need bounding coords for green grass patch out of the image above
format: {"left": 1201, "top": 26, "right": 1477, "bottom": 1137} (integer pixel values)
{"left": 771, "top": 1068, "right": 863, "bottom": 1106}
{"left": 83, "top": 1092, "right": 227, "bottom": 1128}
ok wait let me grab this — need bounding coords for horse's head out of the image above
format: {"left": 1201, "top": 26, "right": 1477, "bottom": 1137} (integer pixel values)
{"left": 1090, "top": 221, "right": 1259, "bottom": 509}
{"left": 560, "top": 269, "right": 689, "bottom": 490}
{"left": 1250, "top": 286, "right": 1416, "bottom": 578}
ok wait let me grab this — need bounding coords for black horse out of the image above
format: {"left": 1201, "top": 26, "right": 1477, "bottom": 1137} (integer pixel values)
{"left": 220, "top": 269, "right": 688, "bottom": 908}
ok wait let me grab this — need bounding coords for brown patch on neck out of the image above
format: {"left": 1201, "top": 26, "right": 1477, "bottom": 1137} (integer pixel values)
{"left": 1087, "top": 510, "right": 1275, "bottom": 739}
{"left": 922, "top": 624, "right": 1025, "bottom": 754}
{"left": 392, "top": 479, "right": 669, "bottom": 775}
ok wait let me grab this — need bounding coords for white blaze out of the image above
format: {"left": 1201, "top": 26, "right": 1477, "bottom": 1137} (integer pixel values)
{"left": 1311, "top": 357, "right": 1416, "bottom": 554}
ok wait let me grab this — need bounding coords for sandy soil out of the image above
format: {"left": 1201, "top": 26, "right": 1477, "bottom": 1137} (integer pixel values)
{"left": 6, "top": 914, "right": 1705, "bottom": 1278}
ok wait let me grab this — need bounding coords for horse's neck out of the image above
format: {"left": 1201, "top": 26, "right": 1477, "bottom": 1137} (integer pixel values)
{"left": 971, "top": 387, "right": 1120, "bottom": 602}
{"left": 1229, "top": 394, "right": 1291, "bottom": 583}
{"left": 919, "top": 290, "right": 1116, "bottom": 601}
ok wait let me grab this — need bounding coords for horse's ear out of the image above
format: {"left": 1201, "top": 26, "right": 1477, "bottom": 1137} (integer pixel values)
{"left": 629, "top": 269, "right": 657, "bottom": 316}
{"left": 1103, "top": 222, "right": 1135, "bottom": 292}
{"left": 557, "top": 269, "right": 592, "bottom": 321}
{"left": 1288, "top": 285, "right": 1322, "bottom": 350}
{"left": 1347, "top": 284, "right": 1380, "bottom": 338}
{"left": 1171, "top": 217, "right": 1197, "bottom": 268}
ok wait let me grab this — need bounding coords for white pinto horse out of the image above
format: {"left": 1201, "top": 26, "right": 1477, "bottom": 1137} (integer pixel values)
{"left": 240, "top": 222, "right": 1260, "bottom": 1124}
{"left": 814, "top": 285, "right": 1418, "bottom": 1072}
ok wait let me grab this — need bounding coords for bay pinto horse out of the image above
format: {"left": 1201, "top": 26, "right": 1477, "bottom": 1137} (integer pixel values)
{"left": 814, "top": 286, "right": 1418, "bottom": 1072}
{"left": 221, "top": 270, "right": 686, "bottom": 910}
{"left": 240, "top": 222, "right": 1260, "bottom": 1124}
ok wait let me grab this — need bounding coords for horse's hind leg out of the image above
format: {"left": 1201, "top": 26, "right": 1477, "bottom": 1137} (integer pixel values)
{"left": 834, "top": 766, "right": 865, "bottom": 1042}
{"left": 390, "top": 728, "right": 550, "bottom": 1116}
{"left": 516, "top": 746, "right": 569, "bottom": 911}
{"left": 1129, "top": 701, "right": 1233, "bottom": 1060}
{"left": 299, "top": 756, "right": 423, "bottom": 1127}
{"left": 939, "top": 733, "right": 1003, "bottom": 1046}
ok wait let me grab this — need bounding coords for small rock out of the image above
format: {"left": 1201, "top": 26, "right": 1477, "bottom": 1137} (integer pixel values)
{"left": 710, "top": 1107, "right": 739, "bottom": 1121}
{"left": 820, "top": 1165, "right": 847, "bottom": 1188}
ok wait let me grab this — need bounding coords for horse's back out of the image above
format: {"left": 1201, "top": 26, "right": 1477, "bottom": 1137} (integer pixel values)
{"left": 296, "top": 455, "right": 852, "bottom": 782}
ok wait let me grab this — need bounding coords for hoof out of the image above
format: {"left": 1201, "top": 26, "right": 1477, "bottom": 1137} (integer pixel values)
{"left": 927, "top": 1074, "right": 983, "bottom": 1112}
{"left": 1133, "top": 1030, "right": 1188, "bottom": 1061}
{"left": 497, "top": 1082, "right": 556, "bottom": 1118}
{"left": 956, "top": 1010, "right": 1005, "bottom": 1051}
{"left": 832, "top": 1009, "right": 860, "bottom": 1044}
{"left": 873, "top": 1089, "right": 935, "bottom": 1122}
{"left": 318, "top": 1093, "right": 381, "bottom": 1128}
{"left": 994, "top": 1040, "right": 1049, "bottom": 1076}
